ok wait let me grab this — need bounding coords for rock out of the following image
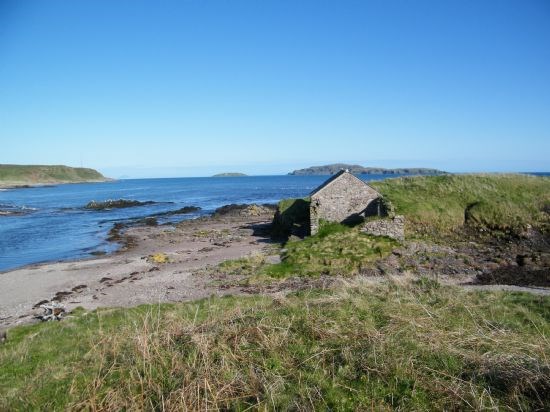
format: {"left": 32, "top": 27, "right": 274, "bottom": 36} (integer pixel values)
{"left": 85, "top": 199, "right": 156, "bottom": 210}
{"left": 0, "top": 329, "right": 6, "bottom": 344}
{"left": 35, "top": 302, "right": 66, "bottom": 321}
{"left": 154, "top": 206, "right": 201, "bottom": 217}
{"left": 214, "top": 203, "right": 276, "bottom": 217}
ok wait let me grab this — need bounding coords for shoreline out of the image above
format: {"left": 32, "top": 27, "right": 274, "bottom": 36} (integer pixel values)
{"left": 0, "top": 179, "right": 114, "bottom": 190}
{"left": 0, "top": 208, "right": 277, "bottom": 329}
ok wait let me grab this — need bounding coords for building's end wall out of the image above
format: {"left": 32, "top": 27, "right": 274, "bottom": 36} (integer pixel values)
{"left": 309, "top": 173, "right": 380, "bottom": 234}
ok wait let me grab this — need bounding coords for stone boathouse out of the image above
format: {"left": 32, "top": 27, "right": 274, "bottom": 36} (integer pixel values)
{"left": 309, "top": 170, "right": 381, "bottom": 234}
{"left": 309, "top": 170, "right": 405, "bottom": 240}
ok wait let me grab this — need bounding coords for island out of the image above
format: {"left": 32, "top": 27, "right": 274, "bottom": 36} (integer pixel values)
{"left": 289, "top": 163, "right": 447, "bottom": 176}
{"left": 212, "top": 172, "right": 248, "bottom": 177}
{"left": 0, "top": 164, "right": 110, "bottom": 188}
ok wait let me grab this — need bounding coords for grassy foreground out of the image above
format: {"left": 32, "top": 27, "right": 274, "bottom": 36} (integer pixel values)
{"left": 0, "top": 164, "right": 108, "bottom": 187}
{"left": 1, "top": 280, "right": 549, "bottom": 410}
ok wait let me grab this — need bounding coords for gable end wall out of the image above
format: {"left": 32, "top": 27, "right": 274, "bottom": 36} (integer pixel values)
{"left": 310, "top": 173, "right": 380, "bottom": 234}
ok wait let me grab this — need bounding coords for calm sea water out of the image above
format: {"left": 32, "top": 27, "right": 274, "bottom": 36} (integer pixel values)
{"left": 0, "top": 175, "right": 396, "bottom": 272}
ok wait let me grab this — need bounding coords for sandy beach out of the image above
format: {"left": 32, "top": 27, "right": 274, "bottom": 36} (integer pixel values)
{"left": 0, "top": 207, "right": 277, "bottom": 329}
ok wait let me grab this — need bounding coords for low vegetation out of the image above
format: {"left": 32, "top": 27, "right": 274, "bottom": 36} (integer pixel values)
{"left": 1, "top": 280, "right": 548, "bottom": 410}
{"left": 371, "top": 174, "right": 550, "bottom": 235}
{"left": 0, "top": 164, "right": 108, "bottom": 187}
{"left": 266, "top": 222, "right": 396, "bottom": 278}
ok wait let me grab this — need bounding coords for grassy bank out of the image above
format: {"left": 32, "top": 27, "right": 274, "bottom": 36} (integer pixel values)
{"left": 272, "top": 174, "right": 550, "bottom": 239}
{"left": 1, "top": 281, "right": 548, "bottom": 410}
{"left": 371, "top": 174, "right": 550, "bottom": 235}
{"left": 0, "top": 164, "right": 108, "bottom": 187}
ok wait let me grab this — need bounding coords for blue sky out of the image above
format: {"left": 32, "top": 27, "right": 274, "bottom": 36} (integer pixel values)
{"left": 1, "top": 0, "right": 549, "bottom": 177}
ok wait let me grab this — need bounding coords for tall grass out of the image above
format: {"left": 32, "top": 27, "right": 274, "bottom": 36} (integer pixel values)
{"left": 371, "top": 174, "right": 550, "bottom": 235}
{"left": 1, "top": 281, "right": 549, "bottom": 410}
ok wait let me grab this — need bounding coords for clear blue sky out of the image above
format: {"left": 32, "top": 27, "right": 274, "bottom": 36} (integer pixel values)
{"left": 1, "top": 0, "right": 549, "bottom": 177}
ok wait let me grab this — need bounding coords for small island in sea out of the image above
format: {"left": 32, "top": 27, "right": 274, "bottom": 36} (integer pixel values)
{"left": 212, "top": 172, "right": 248, "bottom": 177}
{"left": 289, "top": 163, "right": 446, "bottom": 175}
{"left": 0, "top": 164, "right": 110, "bottom": 188}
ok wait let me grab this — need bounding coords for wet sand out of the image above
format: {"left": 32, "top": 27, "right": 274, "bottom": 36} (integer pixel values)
{"left": 0, "top": 212, "right": 275, "bottom": 329}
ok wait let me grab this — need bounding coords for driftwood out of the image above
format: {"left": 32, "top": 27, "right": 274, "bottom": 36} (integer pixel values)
{"left": 35, "top": 302, "right": 66, "bottom": 321}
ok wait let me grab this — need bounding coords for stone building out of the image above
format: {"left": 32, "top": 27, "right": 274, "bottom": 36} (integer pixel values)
{"left": 309, "top": 170, "right": 382, "bottom": 234}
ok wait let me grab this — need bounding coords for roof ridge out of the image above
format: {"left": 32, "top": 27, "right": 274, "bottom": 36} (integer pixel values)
{"left": 310, "top": 169, "right": 378, "bottom": 197}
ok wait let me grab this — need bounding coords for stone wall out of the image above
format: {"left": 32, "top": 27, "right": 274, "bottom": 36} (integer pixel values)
{"left": 361, "top": 215, "right": 405, "bottom": 241}
{"left": 310, "top": 172, "right": 380, "bottom": 234}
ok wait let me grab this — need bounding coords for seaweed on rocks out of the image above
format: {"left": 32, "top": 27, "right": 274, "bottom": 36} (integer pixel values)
{"left": 85, "top": 199, "right": 157, "bottom": 210}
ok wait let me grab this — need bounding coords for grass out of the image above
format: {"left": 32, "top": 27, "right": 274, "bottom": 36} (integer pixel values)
{"left": 371, "top": 173, "right": 550, "bottom": 235}
{"left": 0, "top": 164, "right": 107, "bottom": 186}
{"left": 1, "top": 280, "right": 549, "bottom": 410}
{"left": 213, "top": 222, "right": 396, "bottom": 281}
{"left": 265, "top": 222, "right": 397, "bottom": 278}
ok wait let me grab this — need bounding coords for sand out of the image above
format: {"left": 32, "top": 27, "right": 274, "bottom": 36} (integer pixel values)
{"left": 0, "top": 212, "right": 275, "bottom": 329}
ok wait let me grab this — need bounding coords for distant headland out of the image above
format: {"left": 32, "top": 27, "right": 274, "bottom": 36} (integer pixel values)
{"left": 288, "top": 163, "right": 447, "bottom": 176}
{"left": 0, "top": 164, "right": 110, "bottom": 188}
{"left": 212, "top": 172, "right": 248, "bottom": 177}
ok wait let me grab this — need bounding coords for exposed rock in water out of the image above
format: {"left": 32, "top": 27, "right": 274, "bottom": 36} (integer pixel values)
{"left": 154, "top": 206, "right": 201, "bottom": 217}
{"left": 0, "top": 210, "right": 26, "bottom": 216}
{"left": 214, "top": 203, "right": 277, "bottom": 217}
{"left": 85, "top": 199, "right": 156, "bottom": 210}
{"left": 0, "top": 203, "right": 36, "bottom": 216}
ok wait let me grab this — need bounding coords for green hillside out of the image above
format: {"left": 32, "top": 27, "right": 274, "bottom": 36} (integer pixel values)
{"left": 371, "top": 173, "right": 550, "bottom": 235}
{"left": 0, "top": 164, "right": 109, "bottom": 187}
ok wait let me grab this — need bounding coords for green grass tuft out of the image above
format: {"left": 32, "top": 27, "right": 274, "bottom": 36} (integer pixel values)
{"left": 264, "top": 222, "right": 397, "bottom": 278}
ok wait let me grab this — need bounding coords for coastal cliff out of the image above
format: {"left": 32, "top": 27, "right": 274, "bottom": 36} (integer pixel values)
{"left": 0, "top": 164, "right": 110, "bottom": 188}
{"left": 289, "top": 163, "right": 446, "bottom": 175}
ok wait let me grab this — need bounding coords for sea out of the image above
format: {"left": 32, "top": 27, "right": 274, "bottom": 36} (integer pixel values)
{"left": 1, "top": 173, "right": 548, "bottom": 272}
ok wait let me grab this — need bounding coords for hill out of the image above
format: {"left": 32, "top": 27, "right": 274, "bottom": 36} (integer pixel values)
{"left": 212, "top": 172, "right": 247, "bottom": 177}
{"left": 371, "top": 173, "right": 550, "bottom": 235}
{"left": 289, "top": 163, "right": 446, "bottom": 175}
{"left": 0, "top": 164, "right": 109, "bottom": 188}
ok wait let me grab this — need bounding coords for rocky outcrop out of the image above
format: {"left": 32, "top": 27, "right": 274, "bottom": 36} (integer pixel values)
{"left": 85, "top": 199, "right": 156, "bottom": 210}
{"left": 214, "top": 203, "right": 277, "bottom": 218}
